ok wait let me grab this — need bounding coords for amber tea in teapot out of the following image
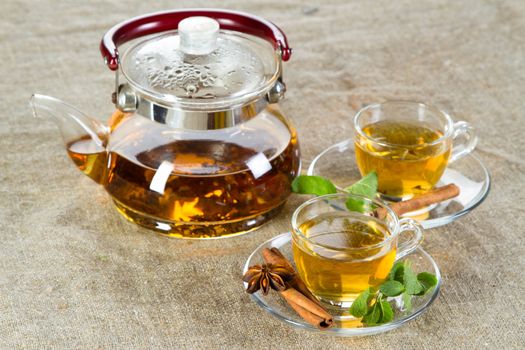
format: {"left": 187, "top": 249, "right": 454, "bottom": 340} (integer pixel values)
{"left": 67, "top": 110, "right": 299, "bottom": 238}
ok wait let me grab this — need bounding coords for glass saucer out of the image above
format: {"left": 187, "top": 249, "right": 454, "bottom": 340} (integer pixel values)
{"left": 307, "top": 139, "right": 490, "bottom": 229}
{"left": 243, "top": 232, "right": 441, "bottom": 337}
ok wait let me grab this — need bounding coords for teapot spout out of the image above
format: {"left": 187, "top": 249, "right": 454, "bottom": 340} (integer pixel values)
{"left": 30, "top": 94, "right": 109, "bottom": 184}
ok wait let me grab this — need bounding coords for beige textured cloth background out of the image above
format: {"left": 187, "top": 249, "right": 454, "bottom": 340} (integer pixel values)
{"left": 1, "top": 0, "right": 524, "bottom": 348}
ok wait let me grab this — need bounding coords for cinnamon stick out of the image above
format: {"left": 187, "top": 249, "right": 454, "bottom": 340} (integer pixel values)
{"left": 286, "top": 300, "right": 331, "bottom": 328}
{"left": 262, "top": 247, "right": 333, "bottom": 329}
{"left": 280, "top": 288, "right": 333, "bottom": 329}
{"left": 375, "top": 183, "right": 460, "bottom": 219}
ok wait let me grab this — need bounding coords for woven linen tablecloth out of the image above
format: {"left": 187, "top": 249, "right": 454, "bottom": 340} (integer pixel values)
{"left": 1, "top": 0, "right": 524, "bottom": 349}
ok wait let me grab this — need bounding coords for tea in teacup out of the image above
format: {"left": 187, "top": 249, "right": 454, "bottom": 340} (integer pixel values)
{"left": 291, "top": 194, "right": 423, "bottom": 306}
{"left": 293, "top": 212, "right": 396, "bottom": 303}
{"left": 353, "top": 101, "right": 477, "bottom": 199}
{"left": 355, "top": 120, "right": 451, "bottom": 198}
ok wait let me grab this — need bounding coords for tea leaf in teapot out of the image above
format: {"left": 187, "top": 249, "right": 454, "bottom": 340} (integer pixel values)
{"left": 344, "top": 171, "right": 378, "bottom": 212}
{"left": 379, "top": 280, "right": 405, "bottom": 297}
{"left": 291, "top": 175, "right": 337, "bottom": 196}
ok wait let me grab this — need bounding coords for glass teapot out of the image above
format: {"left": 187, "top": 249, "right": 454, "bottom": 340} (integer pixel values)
{"left": 31, "top": 9, "right": 300, "bottom": 238}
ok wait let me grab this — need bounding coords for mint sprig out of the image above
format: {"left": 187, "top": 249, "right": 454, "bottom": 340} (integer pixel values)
{"left": 291, "top": 172, "right": 378, "bottom": 212}
{"left": 290, "top": 175, "right": 337, "bottom": 196}
{"left": 348, "top": 287, "right": 372, "bottom": 317}
{"left": 291, "top": 174, "right": 437, "bottom": 325}
{"left": 379, "top": 280, "right": 404, "bottom": 296}
{"left": 349, "top": 261, "right": 438, "bottom": 326}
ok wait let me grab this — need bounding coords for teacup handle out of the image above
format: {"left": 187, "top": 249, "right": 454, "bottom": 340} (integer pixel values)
{"left": 449, "top": 121, "right": 478, "bottom": 163}
{"left": 396, "top": 218, "right": 424, "bottom": 260}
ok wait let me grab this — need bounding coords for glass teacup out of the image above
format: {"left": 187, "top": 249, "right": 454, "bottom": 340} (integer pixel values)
{"left": 354, "top": 101, "right": 477, "bottom": 199}
{"left": 291, "top": 193, "right": 423, "bottom": 306}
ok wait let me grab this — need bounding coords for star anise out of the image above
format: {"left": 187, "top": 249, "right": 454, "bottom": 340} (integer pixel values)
{"left": 243, "top": 264, "right": 295, "bottom": 295}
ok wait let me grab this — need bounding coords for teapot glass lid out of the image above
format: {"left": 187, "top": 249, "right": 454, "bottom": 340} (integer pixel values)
{"left": 120, "top": 17, "right": 280, "bottom": 111}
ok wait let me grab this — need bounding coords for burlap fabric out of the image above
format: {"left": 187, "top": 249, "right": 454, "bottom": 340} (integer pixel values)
{"left": 1, "top": 0, "right": 524, "bottom": 348}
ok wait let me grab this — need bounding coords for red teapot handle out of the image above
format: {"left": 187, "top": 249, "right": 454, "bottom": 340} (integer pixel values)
{"left": 100, "top": 8, "right": 292, "bottom": 71}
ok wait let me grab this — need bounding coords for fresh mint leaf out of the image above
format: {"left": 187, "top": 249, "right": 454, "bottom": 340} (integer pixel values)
{"left": 402, "top": 291, "right": 412, "bottom": 311}
{"left": 379, "top": 300, "right": 394, "bottom": 323}
{"left": 344, "top": 171, "right": 378, "bottom": 197}
{"left": 402, "top": 262, "right": 423, "bottom": 295}
{"left": 379, "top": 280, "right": 405, "bottom": 297}
{"left": 344, "top": 171, "right": 378, "bottom": 212}
{"left": 389, "top": 262, "right": 405, "bottom": 282}
{"left": 362, "top": 301, "right": 381, "bottom": 325}
{"left": 290, "top": 172, "right": 377, "bottom": 213}
{"left": 349, "top": 288, "right": 372, "bottom": 317}
{"left": 353, "top": 264, "right": 437, "bottom": 325}
{"left": 291, "top": 175, "right": 337, "bottom": 196}
{"left": 414, "top": 272, "right": 438, "bottom": 296}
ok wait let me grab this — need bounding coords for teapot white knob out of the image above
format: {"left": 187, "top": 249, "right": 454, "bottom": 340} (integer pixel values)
{"left": 178, "top": 16, "right": 220, "bottom": 55}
